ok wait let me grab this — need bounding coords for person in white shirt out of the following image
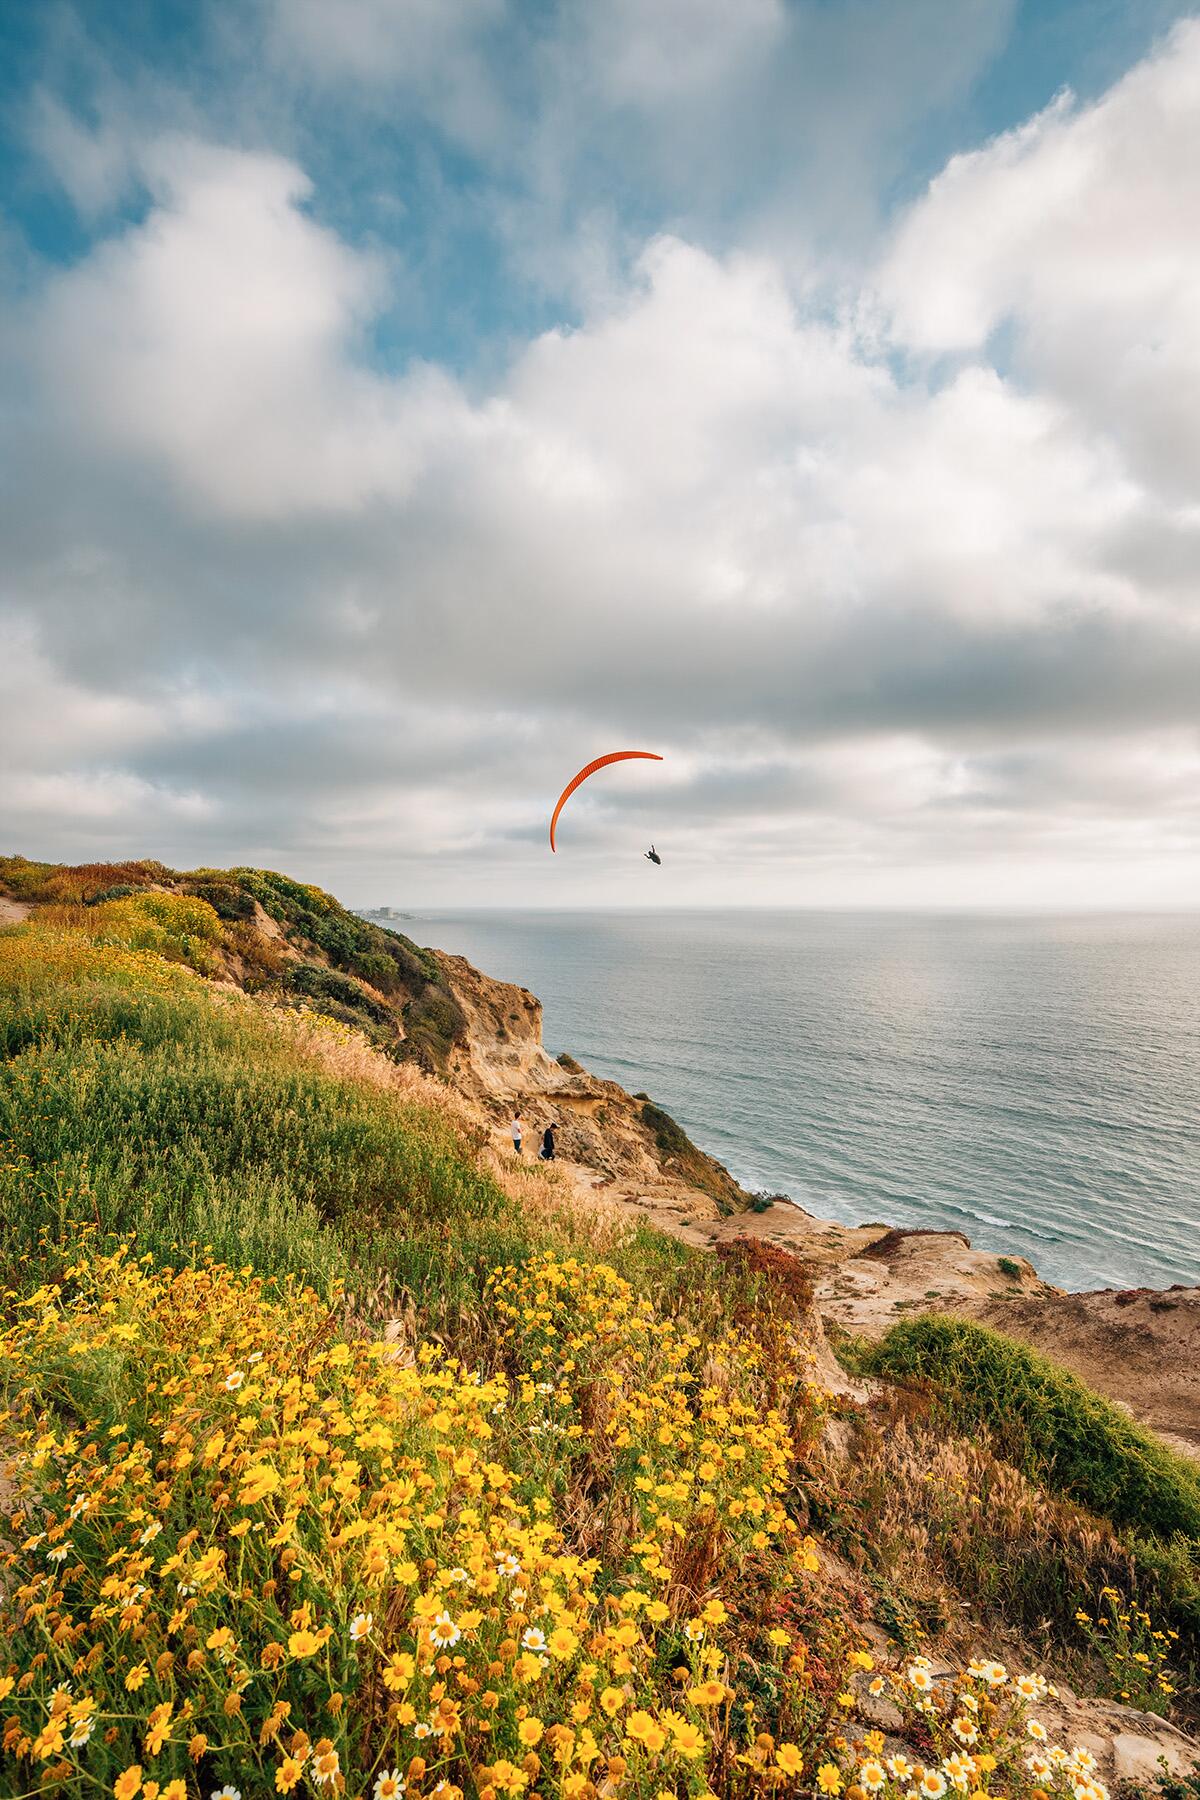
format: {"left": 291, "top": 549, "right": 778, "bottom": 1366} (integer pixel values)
{"left": 511, "top": 1114, "right": 524, "bottom": 1156}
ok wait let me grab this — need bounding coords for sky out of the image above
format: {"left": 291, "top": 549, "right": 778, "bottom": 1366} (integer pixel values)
{"left": 1, "top": 0, "right": 1198, "bottom": 910}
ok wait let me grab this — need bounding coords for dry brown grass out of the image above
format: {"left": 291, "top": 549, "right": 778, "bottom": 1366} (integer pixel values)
{"left": 817, "top": 1407, "right": 1174, "bottom": 1675}
{"left": 275, "top": 1001, "right": 636, "bottom": 1260}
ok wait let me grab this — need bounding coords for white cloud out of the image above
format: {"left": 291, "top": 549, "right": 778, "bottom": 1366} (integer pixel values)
{"left": 25, "top": 91, "right": 137, "bottom": 217}
{"left": 880, "top": 17, "right": 1200, "bottom": 494}
{"left": 263, "top": 0, "right": 1018, "bottom": 283}
{"left": 269, "top": 0, "right": 502, "bottom": 80}
{"left": 34, "top": 138, "right": 497, "bottom": 517}
{"left": 266, "top": 0, "right": 508, "bottom": 150}
{"left": 579, "top": 0, "right": 786, "bottom": 105}
{"left": 5, "top": 18, "right": 1200, "bottom": 902}
{"left": 0, "top": 766, "right": 213, "bottom": 827}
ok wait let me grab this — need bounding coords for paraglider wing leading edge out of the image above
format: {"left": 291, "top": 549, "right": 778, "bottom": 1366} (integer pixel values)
{"left": 549, "top": 751, "right": 664, "bottom": 852}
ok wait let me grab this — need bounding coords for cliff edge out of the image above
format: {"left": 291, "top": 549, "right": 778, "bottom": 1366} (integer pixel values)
{"left": 4, "top": 852, "right": 1197, "bottom": 1452}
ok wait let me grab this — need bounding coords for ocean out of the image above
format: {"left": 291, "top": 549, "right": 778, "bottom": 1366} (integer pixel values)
{"left": 408, "top": 909, "right": 1200, "bottom": 1294}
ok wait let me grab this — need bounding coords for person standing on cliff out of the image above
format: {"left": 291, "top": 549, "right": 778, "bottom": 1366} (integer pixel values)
{"left": 539, "top": 1122, "right": 558, "bottom": 1161}
{"left": 511, "top": 1113, "right": 524, "bottom": 1156}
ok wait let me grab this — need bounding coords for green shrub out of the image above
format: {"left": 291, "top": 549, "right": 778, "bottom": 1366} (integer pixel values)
{"left": 286, "top": 960, "right": 396, "bottom": 1031}
{"left": 0, "top": 914, "right": 759, "bottom": 1352}
{"left": 84, "top": 884, "right": 140, "bottom": 904}
{"left": 0, "top": 934, "right": 514, "bottom": 1315}
{"left": 403, "top": 985, "right": 468, "bottom": 1071}
{"left": 998, "top": 1255, "right": 1022, "bottom": 1279}
{"left": 184, "top": 878, "right": 257, "bottom": 920}
{"left": 231, "top": 868, "right": 439, "bottom": 990}
{"left": 225, "top": 867, "right": 464, "bottom": 1066}
{"left": 865, "top": 1314, "right": 1200, "bottom": 1543}
{"left": 639, "top": 1098, "right": 745, "bottom": 1211}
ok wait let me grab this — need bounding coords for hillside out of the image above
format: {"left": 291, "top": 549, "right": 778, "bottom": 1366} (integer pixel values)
{"left": 2, "top": 854, "right": 1199, "bottom": 1800}
{"left": 0, "top": 854, "right": 748, "bottom": 1220}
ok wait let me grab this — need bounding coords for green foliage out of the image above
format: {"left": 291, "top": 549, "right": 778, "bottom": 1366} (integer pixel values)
{"left": 1074, "top": 1586, "right": 1179, "bottom": 1714}
{"left": 1155, "top": 1760, "right": 1200, "bottom": 1800}
{"left": 184, "top": 877, "right": 257, "bottom": 920}
{"left": 998, "top": 1255, "right": 1022, "bottom": 1279}
{"left": 7, "top": 860, "right": 1200, "bottom": 1734}
{"left": 403, "top": 985, "right": 468, "bottom": 1072}
{"left": 84, "top": 884, "right": 140, "bottom": 904}
{"left": 231, "top": 868, "right": 436, "bottom": 989}
{"left": 286, "top": 960, "right": 397, "bottom": 1042}
{"left": 0, "top": 944, "right": 524, "bottom": 1322}
{"left": 229, "top": 866, "right": 466, "bottom": 1069}
{"left": 0, "top": 922, "right": 748, "bottom": 1344}
{"left": 864, "top": 1314, "right": 1200, "bottom": 1543}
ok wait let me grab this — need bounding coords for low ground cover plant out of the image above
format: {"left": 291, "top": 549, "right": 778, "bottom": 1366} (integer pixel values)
{"left": 0, "top": 1241, "right": 821, "bottom": 1798}
{"left": 863, "top": 1316, "right": 1200, "bottom": 1543}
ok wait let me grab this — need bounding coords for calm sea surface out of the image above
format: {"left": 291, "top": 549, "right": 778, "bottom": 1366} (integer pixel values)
{"left": 408, "top": 910, "right": 1199, "bottom": 1293}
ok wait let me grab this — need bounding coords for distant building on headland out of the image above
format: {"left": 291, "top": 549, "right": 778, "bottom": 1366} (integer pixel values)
{"left": 354, "top": 905, "right": 414, "bottom": 923}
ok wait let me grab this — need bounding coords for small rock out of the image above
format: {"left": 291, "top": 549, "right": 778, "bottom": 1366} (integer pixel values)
{"left": 820, "top": 1418, "right": 857, "bottom": 1462}
{"left": 856, "top": 1685, "right": 904, "bottom": 1732}
{"left": 1111, "top": 1731, "right": 1198, "bottom": 1783}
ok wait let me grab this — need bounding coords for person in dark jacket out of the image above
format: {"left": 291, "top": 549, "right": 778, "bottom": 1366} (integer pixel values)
{"left": 539, "top": 1122, "right": 559, "bottom": 1161}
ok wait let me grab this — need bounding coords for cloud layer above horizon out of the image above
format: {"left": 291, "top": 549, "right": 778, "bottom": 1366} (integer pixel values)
{"left": 2, "top": 0, "right": 1198, "bottom": 907}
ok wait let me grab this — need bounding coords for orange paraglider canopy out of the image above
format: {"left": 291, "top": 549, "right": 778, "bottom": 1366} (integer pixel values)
{"left": 549, "top": 751, "right": 663, "bottom": 851}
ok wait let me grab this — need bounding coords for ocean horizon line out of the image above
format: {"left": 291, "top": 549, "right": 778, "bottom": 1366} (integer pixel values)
{"left": 373, "top": 901, "right": 1200, "bottom": 919}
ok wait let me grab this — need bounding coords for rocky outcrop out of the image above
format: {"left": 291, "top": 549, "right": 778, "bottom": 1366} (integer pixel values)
{"left": 434, "top": 948, "right": 748, "bottom": 1211}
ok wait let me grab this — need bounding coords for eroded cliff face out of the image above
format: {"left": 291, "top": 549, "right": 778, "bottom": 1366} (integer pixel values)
{"left": 434, "top": 949, "right": 748, "bottom": 1213}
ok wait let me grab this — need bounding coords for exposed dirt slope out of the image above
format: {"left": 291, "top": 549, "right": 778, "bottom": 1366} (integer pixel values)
{"left": 970, "top": 1283, "right": 1200, "bottom": 1457}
